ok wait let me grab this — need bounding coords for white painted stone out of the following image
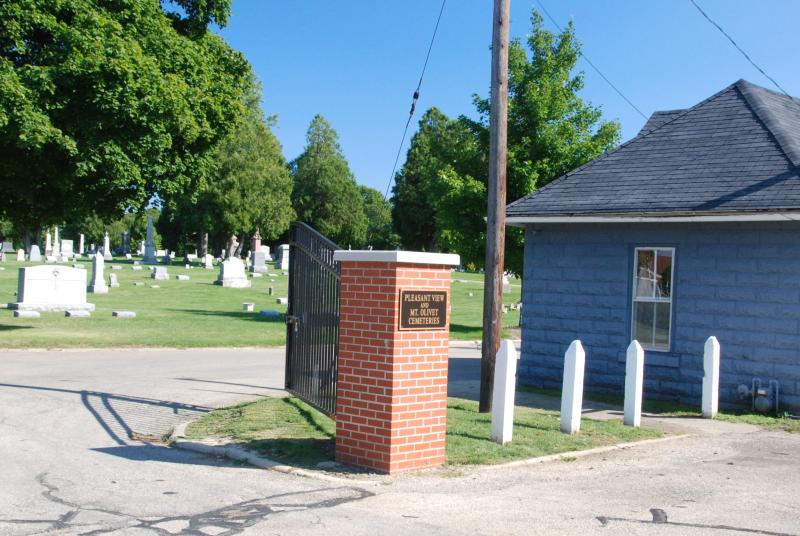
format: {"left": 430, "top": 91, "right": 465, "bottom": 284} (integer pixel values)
{"left": 175, "top": 274, "right": 190, "bottom": 281}
{"left": 65, "top": 309, "right": 90, "bottom": 317}
{"left": 143, "top": 216, "right": 157, "bottom": 265}
{"left": 624, "top": 340, "right": 644, "bottom": 427}
{"left": 152, "top": 267, "right": 169, "bottom": 280}
{"left": 242, "top": 302, "right": 254, "bottom": 312}
{"left": 103, "top": 232, "right": 112, "bottom": 261}
{"left": 60, "top": 239, "right": 73, "bottom": 259}
{"left": 14, "top": 310, "right": 40, "bottom": 318}
{"left": 702, "top": 336, "right": 721, "bottom": 418}
{"left": 88, "top": 254, "right": 109, "bottom": 294}
{"left": 16, "top": 249, "right": 25, "bottom": 261}
{"left": 491, "top": 340, "right": 518, "bottom": 445}
{"left": 108, "top": 273, "right": 119, "bottom": 288}
{"left": 276, "top": 297, "right": 288, "bottom": 305}
{"left": 560, "top": 340, "right": 585, "bottom": 435}
{"left": 8, "top": 265, "right": 94, "bottom": 312}
{"left": 112, "top": 310, "right": 136, "bottom": 318}
{"left": 214, "top": 258, "right": 251, "bottom": 288}
{"left": 29, "top": 245, "right": 41, "bottom": 262}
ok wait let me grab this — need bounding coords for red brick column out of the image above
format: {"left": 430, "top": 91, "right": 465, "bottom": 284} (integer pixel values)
{"left": 332, "top": 251, "right": 460, "bottom": 474}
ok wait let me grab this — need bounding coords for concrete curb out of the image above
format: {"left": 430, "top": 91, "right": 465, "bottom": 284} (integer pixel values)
{"left": 478, "top": 433, "right": 692, "bottom": 471}
{"left": 169, "top": 423, "right": 690, "bottom": 483}
{"left": 168, "top": 422, "right": 389, "bottom": 486}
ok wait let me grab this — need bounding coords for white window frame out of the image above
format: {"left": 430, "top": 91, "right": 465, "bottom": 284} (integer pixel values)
{"left": 631, "top": 247, "right": 675, "bottom": 352}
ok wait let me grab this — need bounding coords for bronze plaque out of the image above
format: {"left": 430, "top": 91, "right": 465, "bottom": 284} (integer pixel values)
{"left": 399, "top": 289, "right": 449, "bottom": 330}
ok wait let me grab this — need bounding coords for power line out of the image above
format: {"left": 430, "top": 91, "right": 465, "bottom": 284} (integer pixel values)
{"left": 688, "top": 0, "right": 789, "bottom": 97}
{"left": 534, "top": 0, "right": 648, "bottom": 120}
{"left": 383, "top": 0, "right": 447, "bottom": 201}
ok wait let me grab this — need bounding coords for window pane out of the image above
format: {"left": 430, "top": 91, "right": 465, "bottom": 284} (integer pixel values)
{"left": 633, "top": 302, "right": 655, "bottom": 345}
{"left": 655, "top": 249, "right": 673, "bottom": 299}
{"left": 635, "top": 250, "right": 655, "bottom": 299}
{"left": 654, "top": 302, "right": 671, "bottom": 347}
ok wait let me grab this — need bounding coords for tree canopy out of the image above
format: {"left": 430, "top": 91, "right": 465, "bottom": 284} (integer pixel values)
{"left": 360, "top": 185, "right": 400, "bottom": 250}
{"left": 392, "top": 10, "right": 621, "bottom": 273}
{"left": 291, "top": 115, "right": 367, "bottom": 247}
{"left": 0, "top": 0, "right": 249, "bottom": 234}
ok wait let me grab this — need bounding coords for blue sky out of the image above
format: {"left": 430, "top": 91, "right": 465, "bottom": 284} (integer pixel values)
{"left": 217, "top": 1, "right": 800, "bottom": 194}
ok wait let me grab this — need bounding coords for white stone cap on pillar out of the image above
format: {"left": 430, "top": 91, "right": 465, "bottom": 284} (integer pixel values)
{"left": 332, "top": 250, "right": 460, "bottom": 266}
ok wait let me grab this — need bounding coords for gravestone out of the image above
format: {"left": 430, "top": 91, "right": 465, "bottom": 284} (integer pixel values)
{"left": 14, "top": 310, "right": 40, "bottom": 318}
{"left": 125, "top": 253, "right": 132, "bottom": 260}
{"left": 0, "top": 251, "right": 5, "bottom": 262}
{"left": 162, "top": 251, "right": 171, "bottom": 265}
{"left": 103, "top": 232, "right": 112, "bottom": 261}
{"left": 60, "top": 239, "right": 74, "bottom": 260}
{"left": 108, "top": 273, "right": 119, "bottom": 288}
{"left": 214, "top": 258, "right": 250, "bottom": 288}
{"left": 175, "top": 274, "right": 190, "bottom": 281}
{"left": 8, "top": 265, "right": 95, "bottom": 311}
{"left": 16, "top": 249, "right": 25, "bottom": 261}
{"left": 29, "top": 245, "right": 41, "bottom": 263}
{"left": 152, "top": 266, "right": 169, "bottom": 280}
{"left": 204, "top": 254, "right": 214, "bottom": 269}
{"left": 502, "top": 275, "right": 511, "bottom": 293}
{"left": 65, "top": 310, "right": 91, "bottom": 318}
{"left": 243, "top": 302, "right": 254, "bottom": 312}
{"left": 142, "top": 215, "right": 157, "bottom": 265}
{"left": 1, "top": 242, "right": 14, "bottom": 254}
{"left": 79, "top": 234, "right": 85, "bottom": 254}
{"left": 276, "top": 244, "right": 290, "bottom": 271}
{"left": 88, "top": 253, "right": 109, "bottom": 294}
{"left": 53, "top": 226, "right": 60, "bottom": 256}
{"left": 45, "top": 232, "right": 52, "bottom": 255}
{"left": 113, "top": 310, "right": 136, "bottom": 318}
{"left": 250, "top": 250, "right": 268, "bottom": 273}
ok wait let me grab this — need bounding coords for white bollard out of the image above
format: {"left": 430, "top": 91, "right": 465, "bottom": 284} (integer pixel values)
{"left": 491, "top": 340, "right": 518, "bottom": 445}
{"left": 624, "top": 340, "right": 644, "bottom": 427}
{"left": 702, "top": 336, "right": 720, "bottom": 418}
{"left": 560, "top": 340, "right": 586, "bottom": 434}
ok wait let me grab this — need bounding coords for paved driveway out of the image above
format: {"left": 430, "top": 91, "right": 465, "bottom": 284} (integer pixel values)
{"left": 2, "top": 347, "right": 799, "bottom": 535}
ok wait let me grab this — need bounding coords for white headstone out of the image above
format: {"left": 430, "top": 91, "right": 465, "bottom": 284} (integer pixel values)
{"left": 204, "top": 254, "right": 214, "bottom": 269}
{"left": 53, "top": 226, "right": 60, "bottom": 256}
{"left": 45, "top": 232, "right": 52, "bottom": 256}
{"left": 29, "top": 245, "right": 41, "bottom": 262}
{"left": 152, "top": 266, "right": 169, "bottom": 280}
{"left": 702, "top": 336, "right": 721, "bottom": 418}
{"left": 142, "top": 215, "right": 157, "bottom": 265}
{"left": 79, "top": 234, "right": 85, "bottom": 254}
{"left": 112, "top": 310, "right": 136, "bottom": 318}
{"left": 243, "top": 302, "right": 254, "bottom": 312}
{"left": 560, "top": 340, "right": 585, "bottom": 434}
{"left": 624, "top": 340, "right": 644, "bottom": 427}
{"left": 125, "top": 253, "right": 132, "bottom": 260}
{"left": 250, "top": 250, "right": 268, "bottom": 273}
{"left": 16, "top": 249, "right": 25, "bottom": 261}
{"left": 88, "top": 253, "right": 109, "bottom": 294}
{"left": 175, "top": 274, "right": 189, "bottom": 281}
{"left": 103, "top": 232, "right": 112, "bottom": 261}
{"left": 215, "top": 258, "right": 251, "bottom": 288}
{"left": 14, "top": 310, "right": 40, "bottom": 318}
{"left": 60, "top": 239, "right": 73, "bottom": 259}
{"left": 65, "top": 309, "right": 90, "bottom": 318}
{"left": 108, "top": 273, "right": 119, "bottom": 288}
{"left": 8, "top": 265, "right": 95, "bottom": 311}
{"left": 502, "top": 274, "right": 511, "bottom": 294}
{"left": 276, "top": 244, "right": 290, "bottom": 271}
{"left": 491, "top": 340, "right": 518, "bottom": 445}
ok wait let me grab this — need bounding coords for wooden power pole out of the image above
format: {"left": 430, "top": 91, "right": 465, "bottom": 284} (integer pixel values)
{"left": 479, "top": 0, "right": 510, "bottom": 413}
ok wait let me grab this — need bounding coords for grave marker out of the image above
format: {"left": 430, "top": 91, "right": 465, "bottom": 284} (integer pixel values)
{"left": 7, "top": 265, "right": 95, "bottom": 312}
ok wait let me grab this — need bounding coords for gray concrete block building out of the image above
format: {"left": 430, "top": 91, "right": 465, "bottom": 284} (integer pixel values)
{"left": 507, "top": 80, "right": 800, "bottom": 411}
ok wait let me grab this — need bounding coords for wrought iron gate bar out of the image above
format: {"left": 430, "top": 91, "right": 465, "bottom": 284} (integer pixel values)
{"left": 284, "top": 222, "right": 340, "bottom": 416}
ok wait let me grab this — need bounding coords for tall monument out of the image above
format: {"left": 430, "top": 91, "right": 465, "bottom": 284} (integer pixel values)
{"left": 142, "top": 215, "right": 157, "bottom": 265}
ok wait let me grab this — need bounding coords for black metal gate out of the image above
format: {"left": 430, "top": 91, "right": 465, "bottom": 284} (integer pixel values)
{"left": 284, "top": 222, "right": 340, "bottom": 416}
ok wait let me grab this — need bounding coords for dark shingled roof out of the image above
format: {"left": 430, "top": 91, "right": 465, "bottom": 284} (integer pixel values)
{"left": 507, "top": 79, "right": 800, "bottom": 219}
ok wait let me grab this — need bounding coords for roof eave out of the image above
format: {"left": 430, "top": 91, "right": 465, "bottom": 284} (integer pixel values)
{"left": 506, "top": 210, "right": 800, "bottom": 227}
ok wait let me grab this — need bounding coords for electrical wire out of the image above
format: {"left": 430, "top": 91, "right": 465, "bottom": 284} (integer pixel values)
{"left": 382, "top": 0, "right": 447, "bottom": 201}
{"left": 533, "top": 0, "right": 647, "bottom": 120}
{"left": 688, "top": 0, "right": 789, "bottom": 97}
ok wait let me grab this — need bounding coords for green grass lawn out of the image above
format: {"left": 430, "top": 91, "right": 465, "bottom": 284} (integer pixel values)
{"left": 0, "top": 258, "right": 520, "bottom": 348}
{"left": 183, "top": 395, "right": 663, "bottom": 469}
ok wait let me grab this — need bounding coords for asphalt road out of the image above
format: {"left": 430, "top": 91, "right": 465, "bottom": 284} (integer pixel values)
{"left": 2, "top": 346, "right": 799, "bottom": 535}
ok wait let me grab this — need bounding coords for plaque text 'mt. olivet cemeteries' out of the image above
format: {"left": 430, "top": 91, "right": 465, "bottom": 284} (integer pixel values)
{"left": 399, "top": 290, "right": 448, "bottom": 330}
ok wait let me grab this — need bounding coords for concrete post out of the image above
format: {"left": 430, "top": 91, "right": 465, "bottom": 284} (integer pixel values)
{"left": 560, "top": 340, "right": 585, "bottom": 434}
{"left": 702, "top": 336, "right": 720, "bottom": 418}
{"left": 491, "top": 340, "right": 518, "bottom": 445}
{"left": 624, "top": 340, "right": 644, "bottom": 427}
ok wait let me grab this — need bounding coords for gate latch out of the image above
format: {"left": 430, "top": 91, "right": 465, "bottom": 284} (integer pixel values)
{"left": 286, "top": 314, "right": 300, "bottom": 333}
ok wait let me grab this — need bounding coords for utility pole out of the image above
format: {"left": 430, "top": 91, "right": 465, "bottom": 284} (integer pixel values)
{"left": 479, "top": 0, "right": 510, "bottom": 413}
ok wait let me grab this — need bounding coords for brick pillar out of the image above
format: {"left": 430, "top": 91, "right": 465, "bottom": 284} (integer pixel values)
{"left": 332, "top": 251, "right": 460, "bottom": 474}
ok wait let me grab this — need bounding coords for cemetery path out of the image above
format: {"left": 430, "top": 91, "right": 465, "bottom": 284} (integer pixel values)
{"left": 1, "top": 347, "right": 799, "bottom": 535}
